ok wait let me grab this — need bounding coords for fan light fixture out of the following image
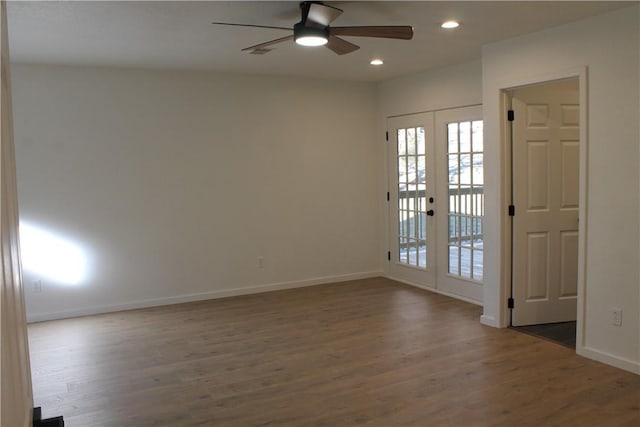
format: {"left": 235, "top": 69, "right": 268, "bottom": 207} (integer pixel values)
{"left": 212, "top": 2, "right": 414, "bottom": 55}
{"left": 294, "top": 23, "right": 329, "bottom": 46}
{"left": 370, "top": 59, "right": 384, "bottom": 65}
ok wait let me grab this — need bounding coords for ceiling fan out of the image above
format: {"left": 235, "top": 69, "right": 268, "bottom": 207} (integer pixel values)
{"left": 211, "top": 1, "right": 414, "bottom": 55}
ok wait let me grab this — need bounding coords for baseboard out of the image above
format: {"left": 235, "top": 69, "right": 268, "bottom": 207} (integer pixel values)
{"left": 577, "top": 346, "right": 640, "bottom": 375}
{"left": 27, "top": 271, "right": 383, "bottom": 323}
{"left": 480, "top": 314, "right": 499, "bottom": 327}
{"left": 385, "top": 275, "right": 483, "bottom": 307}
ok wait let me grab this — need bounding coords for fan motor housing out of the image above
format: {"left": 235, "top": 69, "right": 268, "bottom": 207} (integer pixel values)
{"left": 293, "top": 22, "right": 330, "bottom": 45}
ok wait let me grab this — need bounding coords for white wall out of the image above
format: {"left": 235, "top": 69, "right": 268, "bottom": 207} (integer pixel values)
{"left": 12, "top": 65, "right": 381, "bottom": 321}
{"left": 482, "top": 5, "right": 640, "bottom": 373}
{"left": 376, "top": 60, "right": 482, "bottom": 118}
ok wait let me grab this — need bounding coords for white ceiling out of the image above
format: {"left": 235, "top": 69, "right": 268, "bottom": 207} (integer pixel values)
{"left": 7, "top": 1, "right": 633, "bottom": 82}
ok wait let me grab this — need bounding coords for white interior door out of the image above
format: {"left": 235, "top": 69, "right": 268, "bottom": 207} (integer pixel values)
{"left": 435, "top": 106, "right": 484, "bottom": 303}
{"left": 511, "top": 79, "right": 580, "bottom": 326}
{"left": 388, "top": 113, "right": 436, "bottom": 287}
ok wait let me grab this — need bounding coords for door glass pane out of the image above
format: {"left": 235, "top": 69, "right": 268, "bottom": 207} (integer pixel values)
{"left": 398, "top": 157, "right": 407, "bottom": 184}
{"left": 460, "top": 121, "right": 471, "bottom": 152}
{"left": 407, "top": 128, "right": 416, "bottom": 154}
{"left": 472, "top": 121, "right": 483, "bottom": 151}
{"left": 472, "top": 154, "right": 484, "bottom": 185}
{"left": 408, "top": 244, "right": 417, "bottom": 265}
{"left": 398, "top": 130, "right": 406, "bottom": 155}
{"left": 417, "top": 157, "right": 426, "bottom": 183}
{"left": 459, "top": 154, "right": 471, "bottom": 184}
{"left": 448, "top": 123, "right": 459, "bottom": 153}
{"left": 448, "top": 246, "right": 459, "bottom": 275}
{"left": 448, "top": 155, "right": 459, "bottom": 184}
{"left": 419, "top": 212, "right": 427, "bottom": 240}
{"left": 407, "top": 156, "right": 417, "bottom": 184}
{"left": 447, "top": 120, "right": 484, "bottom": 281}
{"left": 417, "top": 127, "right": 426, "bottom": 154}
{"left": 397, "top": 126, "right": 428, "bottom": 269}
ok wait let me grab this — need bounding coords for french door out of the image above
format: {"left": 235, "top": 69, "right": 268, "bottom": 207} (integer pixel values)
{"left": 388, "top": 113, "right": 436, "bottom": 286}
{"left": 388, "top": 106, "right": 483, "bottom": 303}
{"left": 435, "top": 107, "right": 484, "bottom": 302}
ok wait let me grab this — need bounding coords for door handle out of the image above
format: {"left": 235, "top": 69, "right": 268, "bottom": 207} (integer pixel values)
{"left": 427, "top": 209, "right": 434, "bottom": 216}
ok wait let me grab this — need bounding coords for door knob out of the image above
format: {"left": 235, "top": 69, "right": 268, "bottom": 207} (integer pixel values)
{"left": 427, "top": 209, "right": 434, "bottom": 216}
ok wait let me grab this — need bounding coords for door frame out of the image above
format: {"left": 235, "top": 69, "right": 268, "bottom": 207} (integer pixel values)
{"left": 509, "top": 79, "right": 580, "bottom": 326}
{"left": 499, "top": 67, "right": 588, "bottom": 351}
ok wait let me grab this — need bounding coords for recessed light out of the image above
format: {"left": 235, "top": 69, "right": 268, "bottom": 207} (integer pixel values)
{"left": 441, "top": 20, "right": 460, "bottom": 29}
{"left": 370, "top": 59, "right": 384, "bottom": 66}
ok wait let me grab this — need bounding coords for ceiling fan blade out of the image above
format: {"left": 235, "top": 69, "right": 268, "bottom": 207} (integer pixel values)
{"left": 211, "top": 22, "right": 291, "bottom": 31}
{"left": 241, "top": 35, "right": 294, "bottom": 52}
{"left": 330, "top": 26, "right": 414, "bottom": 40}
{"left": 307, "top": 3, "right": 343, "bottom": 26}
{"left": 325, "top": 36, "right": 360, "bottom": 55}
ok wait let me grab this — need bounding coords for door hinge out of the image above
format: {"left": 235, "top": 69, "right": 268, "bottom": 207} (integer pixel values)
{"left": 508, "top": 297, "right": 514, "bottom": 309}
{"left": 385, "top": 131, "right": 389, "bottom": 141}
{"left": 386, "top": 192, "right": 390, "bottom": 201}
{"left": 508, "top": 205, "right": 515, "bottom": 216}
{"left": 387, "top": 251, "right": 391, "bottom": 261}
{"left": 507, "top": 109, "right": 515, "bottom": 122}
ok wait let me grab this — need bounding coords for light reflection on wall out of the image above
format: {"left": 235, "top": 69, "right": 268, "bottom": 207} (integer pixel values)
{"left": 19, "top": 222, "right": 89, "bottom": 286}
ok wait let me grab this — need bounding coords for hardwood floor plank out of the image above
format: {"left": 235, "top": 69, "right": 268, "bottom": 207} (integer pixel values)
{"left": 29, "top": 278, "right": 640, "bottom": 426}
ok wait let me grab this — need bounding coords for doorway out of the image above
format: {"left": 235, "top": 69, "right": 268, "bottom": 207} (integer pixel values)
{"left": 387, "top": 106, "right": 483, "bottom": 303}
{"left": 508, "top": 79, "right": 580, "bottom": 345}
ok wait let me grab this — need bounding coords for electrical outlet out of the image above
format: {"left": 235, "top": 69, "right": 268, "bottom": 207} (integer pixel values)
{"left": 33, "top": 280, "right": 43, "bottom": 294}
{"left": 611, "top": 308, "right": 622, "bottom": 326}
{"left": 257, "top": 256, "right": 264, "bottom": 268}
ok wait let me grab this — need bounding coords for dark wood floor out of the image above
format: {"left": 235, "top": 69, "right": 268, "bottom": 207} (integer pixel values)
{"left": 29, "top": 278, "right": 640, "bottom": 426}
